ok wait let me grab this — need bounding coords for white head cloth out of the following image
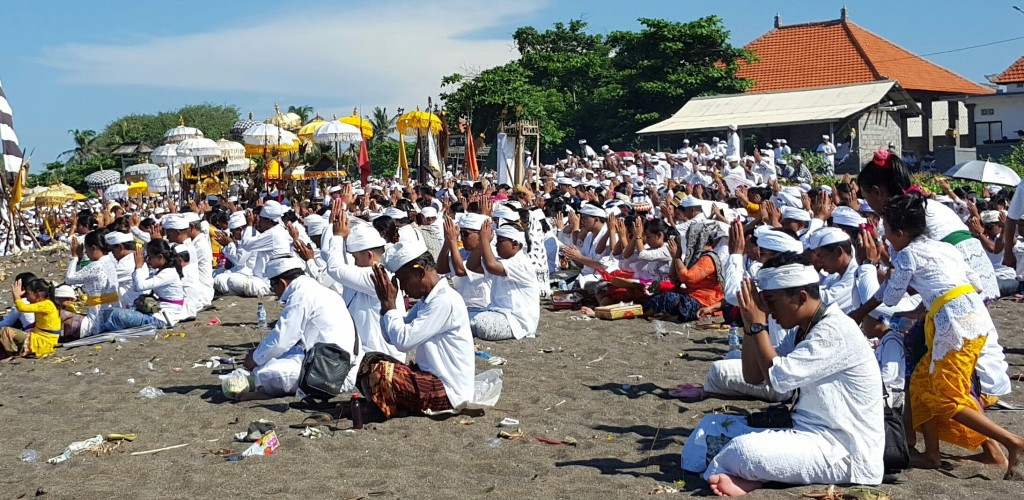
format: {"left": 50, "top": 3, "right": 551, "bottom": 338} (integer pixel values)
{"left": 347, "top": 225, "right": 388, "bottom": 253}
{"left": 264, "top": 255, "right": 305, "bottom": 280}
{"left": 260, "top": 201, "right": 287, "bottom": 222}
{"left": 382, "top": 239, "right": 428, "bottom": 273}
{"left": 807, "top": 227, "right": 851, "bottom": 250}
{"left": 757, "top": 264, "right": 821, "bottom": 291}
{"left": 496, "top": 225, "right": 526, "bottom": 245}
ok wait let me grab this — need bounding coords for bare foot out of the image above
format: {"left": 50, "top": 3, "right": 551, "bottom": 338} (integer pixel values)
{"left": 579, "top": 306, "right": 596, "bottom": 318}
{"left": 909, "top": 450, "right": 942, "bottom": 469}
{"left": 1005, "top": 440, "right": 1024, "bottom": 480}
{"left": 958, "top": 440, "right": 1008, "bottom": 467}
{"left": 707, "top": 474, "right": 762, "bottom": 497}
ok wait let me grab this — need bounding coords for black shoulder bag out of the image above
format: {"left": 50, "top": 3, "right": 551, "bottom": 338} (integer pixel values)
{"left": 881, "top": 384, "right": 910, "bottom": 472}
{"left": 297, "top": 325, "right": 361, "bottom": 403}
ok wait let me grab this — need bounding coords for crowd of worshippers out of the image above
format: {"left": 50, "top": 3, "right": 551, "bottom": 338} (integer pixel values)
{"left": 1, "top": 128, "right": 1023, "bottom": 494}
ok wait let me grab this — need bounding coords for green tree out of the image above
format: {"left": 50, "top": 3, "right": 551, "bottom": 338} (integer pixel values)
{"left": 1000, "top": 142, "right": 1024, "bottom": 178}
{"left": 366, "top": 106, "right": 397, "bottom": 146}
{"left": 38, "top": 155, "right": 116, "bottom": 192}
{"left": 96, "top": 104, "right": 240, "bottom": 150}
{"left": 288, "top": 105, "right": 314, "bottom": 124}
{"left": 61, "top": 129, "right": 99, "bottom": 164}
{"left": 368, "top": 139, "right": 416, "bottom": 178}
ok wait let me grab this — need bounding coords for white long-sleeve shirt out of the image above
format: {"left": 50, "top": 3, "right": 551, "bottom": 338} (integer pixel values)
{"left": 253, "top": 275, "right": 360, "bottom": 391}
{"left": 239, "top": 224, "right": 293, "bottom": 279}
{"left": 133, "top": 266, "right": 185, "bottom": 326}
{"left": 324, "top": 233, "right": 407, "bottom": 362}
{"left": 221, "top": 242, "right": 255, "bottom": 275}
{"left": 66, "top": 254, "right": 119, "bottom": 336}
{"left": 818, "top": 259, "right": 859, "bottom": 314}
{"left": 380, "top": 279, "right": 475, "bottom": 408}
{"left": 484, "top": 250, "right": 540, "bottom": 339}
{"left": 191, "top": 232, "right": 215, "bottom": 306}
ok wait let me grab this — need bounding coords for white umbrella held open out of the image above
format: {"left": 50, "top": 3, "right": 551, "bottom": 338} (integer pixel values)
{"left": 242, "top": 123, "right": 298, "bottom": 147}
{"left": 945, "top": 160, "right": 1022, "bottom": 187}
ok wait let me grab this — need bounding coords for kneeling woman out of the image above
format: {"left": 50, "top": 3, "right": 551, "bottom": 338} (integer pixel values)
{"left": 361, "top": 239, "right": 475, "bottom": 419}
{"left": 644, "top": 222, "right": 725, "bottom": 322}
{"left": 101, "top": 239, "right": 186, "bottom": 331}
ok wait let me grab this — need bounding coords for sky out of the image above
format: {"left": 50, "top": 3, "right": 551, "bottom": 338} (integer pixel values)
{"left": 3, "top": 0, "right": 1024, "bottom": 171}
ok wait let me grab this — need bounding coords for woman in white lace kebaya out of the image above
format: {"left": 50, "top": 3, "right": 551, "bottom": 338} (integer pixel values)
{"left": 64, "top": 230, "right": 120, "bottom": 337}
{"left": 875, "top": 194, "right": 1023, "bottom": 479}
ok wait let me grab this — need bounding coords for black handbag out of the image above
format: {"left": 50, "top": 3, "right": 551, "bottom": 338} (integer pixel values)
{"left": 881, "top": 386, "right": 910, "bottom": 472}
{"left": 746, "top": 403, "right": 794, "bottom": 429}
{"left": 297, "top": 338, "right": 359, "bottom": 403}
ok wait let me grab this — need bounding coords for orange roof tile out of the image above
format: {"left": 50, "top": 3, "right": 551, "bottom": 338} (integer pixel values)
{"left": 991, "top": 54, "right": 1024, "bottom": 84}
{"left": 737, "top": 19, "right": 994, "bottom": 95}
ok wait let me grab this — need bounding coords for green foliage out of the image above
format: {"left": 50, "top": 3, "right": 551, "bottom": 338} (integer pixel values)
{"left": 61, "top": 129, "right": 100, "bottom": 164}
{"left": 367, "top": 140, "right": 415, "bottom": 178}
{"left": 999, "top": 142, "right": 1024, "bottom": 179}
{"left": 366, "top": 106, "right": 398, "bottom": 146}
{"left": 95, "top": 104, "right": 240, "bottom": 151}
{"left": 34, "top": 155, "right": 116, "bottom": 192}
{"left": 440, "top": 17, "right": 754, "bottom": 158}
{"left": 287, "top": 105, "right": 313, "bottom": 124}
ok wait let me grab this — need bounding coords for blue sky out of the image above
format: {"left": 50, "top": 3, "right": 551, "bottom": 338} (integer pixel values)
{"left": 3, "top": 0, "right": 1024, "bottom": 171}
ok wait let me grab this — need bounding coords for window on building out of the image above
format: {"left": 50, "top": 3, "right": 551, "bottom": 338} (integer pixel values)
{"left": 906, "top": 102, "right": 923, "bottom": 137}
{"left": 981, "top": 108, "right": 995, "bottom": 116}
{"left": 976, "top": 121, "right": 1003, "bottom": 143}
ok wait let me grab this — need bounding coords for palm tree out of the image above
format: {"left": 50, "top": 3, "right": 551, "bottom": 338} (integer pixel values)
{"left": 288, "top": 105, "right": 314, "bottom": 124}
{"left": 60, "top": 129, "right": 99, "bottom": 164}
{"left": 366, "top": 106, "right": 397, "bottom": 145}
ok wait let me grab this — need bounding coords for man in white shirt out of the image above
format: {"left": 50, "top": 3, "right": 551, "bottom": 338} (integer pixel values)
{"left": 817, "top": 135, "right": 836, "bottom": 176}
{"left": 213, "top": 211, "right": 270, "bottom": 297}
{"left": 807, "top": 228, "right": 861, "bottom": 314}
{"left": 184, "top": 212, "right": 214, "bottom": 310}
{"left": 240, "top": 256, "right": 359, "bottom": 400}
{"left": 358, "top": 239, "right": 476, "bottom": 419}
{"left": 725, "top": 125, "right": 741, "bottom": 162}
{"left": 237, "top": 201, "right": 294, "bottom": 283}
{"left": 701, "top": 253, "right": 884, "bottom": 495}
{"left": 323, "top": 209, "right": 407, "bottom": 362}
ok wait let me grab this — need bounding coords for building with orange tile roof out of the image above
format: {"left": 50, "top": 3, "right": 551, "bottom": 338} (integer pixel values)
{"left": 961, "top": 55, "right": 1024, "bottom": 161}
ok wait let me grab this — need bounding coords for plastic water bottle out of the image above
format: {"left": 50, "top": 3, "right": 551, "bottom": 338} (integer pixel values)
{"left": 256, "top": 302, "right": 267, "bottom": 329}
{"left": 350, "top": 394, "right": 364, "bottom": 430}
{"left": 728, "top": 324, "right": 742, "bottom": 352}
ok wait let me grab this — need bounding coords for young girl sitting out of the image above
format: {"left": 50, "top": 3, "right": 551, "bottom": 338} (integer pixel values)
{"left": 101, "top": 239, "right": 186, "bottom": 331}
{"left": 0, "top": 279, "right": 61, "bottom": 360}
{"left": 875, "top": 194, "right": 1023, "bottom": 478}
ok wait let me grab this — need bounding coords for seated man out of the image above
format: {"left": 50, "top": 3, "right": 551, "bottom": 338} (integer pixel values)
{"left": 358, "top": 239, "right": 475, "bottom": 419}
{"left": 213, "top": 211, "right": 269, "bottom": 297}
{"left": 695, "top": 253, "right": 884, "bottom": 496}
{"left": 240, "top": 256, "right": 359, "bottom": 400}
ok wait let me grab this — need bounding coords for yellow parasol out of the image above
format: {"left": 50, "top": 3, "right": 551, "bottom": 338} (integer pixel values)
{"left": 338, "top": 112, "right": 373, "bottom": 139}
{"left": 244, "top": 142, "right": 298, "bottom": 156}
{"left": 286, "top": 165, "right": 306, "bottom": 181}
{"left": 35, "top": 184, "right": 75, "bottom": 207}
{"left": 266, "top": 159, "right": 283, "bottom": 180}
{"left": 396, "top": 110, "right": 442, "bottom": 135}
{"left": 73, "top": 193, "right": 87, "bottom": 201}
{"left": 127, "top": 181, "right": 149, "bottom": 198}
{"left": 297, "top": 115, "right": 326, "bottom": 143}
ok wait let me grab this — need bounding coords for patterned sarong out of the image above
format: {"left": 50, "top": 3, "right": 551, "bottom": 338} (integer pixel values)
{"left": 357, "top": 353, "right": 452, "bottom": 419}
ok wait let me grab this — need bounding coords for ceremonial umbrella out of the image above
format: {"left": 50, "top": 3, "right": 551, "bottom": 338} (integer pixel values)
{"left": 313, "top": 121, "right": 361, "bottom": 178}
{"left": 297, "top": 115, "right": 327, "bottom": 143}
{"left": 230, "top": 112, "right": 261, "bottom": 141}
{"left": 217, "top": 139, "right": 246, "bottom": 160}
{"left": 151, "top": 144, "right": 190, "bottom": 167}
{"left": 339, "top": 113, "right": 373, "bottom": 139}
{"left": 945, "top": 160, "right": 1022, "bottom": 187}
{"left": 35, "top": 185, "right": 74, "bottom": 207}
{"left": 123, "top": 162, "right": 160, "bottom": 178}
{"left": 242, "top": 123, "right": 299, "bottom": 154}
{"left": 224, "top": 158, "right": 252, "bottom": 174}
{"left": 396, "top": 110, "right": 442, "bottom": 136}
{"left": 147, "top": 167, "right": 178, "bottom": 195}
{"left": 163, "top": 117, "right": 204, "bottom": 144}
{"left": 85, "top": 169, "right": 121, "bottom": 190}
{"left": 127, "top": 181, "right": 149, "bottom": 198}
{"left": 103, "top": 183, "right": 129, "bottom": 201}
{"left": 265, "top": 104, "right": 302, "bottom": 131}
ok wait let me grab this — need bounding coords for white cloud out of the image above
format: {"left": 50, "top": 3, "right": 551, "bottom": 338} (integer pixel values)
{"left": 37, "top": 0, "right": 540, "bottom": 108}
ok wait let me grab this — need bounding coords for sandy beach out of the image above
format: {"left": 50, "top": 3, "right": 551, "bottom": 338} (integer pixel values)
{"left": 0, "top": 251, "right": 1022, "bottom": 499}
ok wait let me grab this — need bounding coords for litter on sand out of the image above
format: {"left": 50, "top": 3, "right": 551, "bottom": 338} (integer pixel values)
{"left": 298, "top": 427, "right": 324, "bottom": 439}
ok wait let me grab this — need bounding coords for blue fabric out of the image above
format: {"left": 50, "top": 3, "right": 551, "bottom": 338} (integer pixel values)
{"left": 101, "top": 308, "right": 164, "bottom": 332}
{"left": 643, "top": 292, "right": 701, "bottom": 323}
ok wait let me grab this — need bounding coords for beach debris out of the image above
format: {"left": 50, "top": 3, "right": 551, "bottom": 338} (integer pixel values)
{"left": 498, "top": 417, "right": 520, "bottom": 427}
{"left": 203, "top": 447, "right": 236, "bottom": 457}
{"left": 486, "top": 437, "right": 502, "bottom": 449}
{"left": 90, "top": 367, "right": 100, "bottom": 374}
{"left": 235, "top": 419, "right": 276, "bottom": 443}
{"left": 126, "top": 378, "right": 135, "bottom": 384}
{"left": 298, "top": 427, "right": 324, "bottom": 439}
{"left": 207, "top": 317, "right": 221, "bottom": 326}
{"left": 486, "top": 356, "right": 507, "bottom": 366}
{"left": 49, "top": 354, "right": 76, "bottom": 364}
{"left": 137, "top": 386, "right": 165, "bottom": 399}
{"left": 192, "top": 356, "right": 235, "bottom": 369}
{"left": 161, "top": 333, "right": 186, "bottom": 340}
{"left": 18, "top": 449, "right": 37, "bottom": 462}
{"left": 105, "top": 434, "right": 137, "bottom": 442}
{"left": 220, "top": 368, "right": 253, "bottom": 399}
{"left": 46, "top": 435, "right": 104, "bottom": 464}
{"left": 130, "top": 443, "right": 189, "bottom": 456}
{"left": 543, "top": 400, "right": 567, "bottom": 411}
{"left": 455, "top": 417, "right": 475, "bottom": 426}
{"left": 497, "top": 429, "right": 524, "bottom": 440}
{"left": 650, "top": 484, "right": 679, "bottom": 495}
{"left": 73, "top": 372, "right": 82, "bottom": 376}
{"left": 534, "top": 436, "right": 577, "bottom": 447}
{"left": 226, "top": 430, "right": 280, "bottom": 461}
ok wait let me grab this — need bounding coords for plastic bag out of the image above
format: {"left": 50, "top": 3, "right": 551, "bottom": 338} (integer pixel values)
{"left": 137, "top": 386, "right": 165, "bottom": 399}
{"left": 220, "top": 368, "right": 253, "bottom": 399}
{"left": 472, "top": 369, "right": 503, "bottom": 407}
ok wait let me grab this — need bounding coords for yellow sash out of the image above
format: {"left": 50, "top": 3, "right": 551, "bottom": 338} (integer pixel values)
{"left": 924, "top": 284, "right": 974, "bottom": 347}
{"left": 83, "top": 293, "right": 120, "bottom": 307}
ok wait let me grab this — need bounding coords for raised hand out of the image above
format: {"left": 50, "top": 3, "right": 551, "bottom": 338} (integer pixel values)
{"left": 728, "top": 218, "right": 745, "bottom": 255}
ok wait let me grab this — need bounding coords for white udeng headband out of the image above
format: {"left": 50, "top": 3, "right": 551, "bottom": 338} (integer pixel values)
{"left": 757, "top": 264, "right": 820, "bottom": 291}
{"left": 495, "top": 225, "right": 526, "bottom": 245}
